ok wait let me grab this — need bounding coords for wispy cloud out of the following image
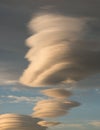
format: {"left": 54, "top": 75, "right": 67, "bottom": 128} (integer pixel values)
{"left": 0, "top": 95, "right": 43, "bottom": 104}
{"left": 38, "top": 121, "right": 61, "bottom": 127}
{"left": 89, "top": 121, "right": 100, "bottom": 127}
{"left": 0, "top": 79, "right": 18, "bottom": 86}
{"left": 55, "top": 123, "right": 84, "bottom": 129}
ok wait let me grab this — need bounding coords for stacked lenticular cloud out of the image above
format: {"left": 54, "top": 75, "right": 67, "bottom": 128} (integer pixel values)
{"left": 33, "top": 88, "right": 80, "bottom": 118}
{"left": 0, "top": 114, "right": 47, "bottom": 130}
{"left": 20, "top": 14, "right": 90, "bottom": 87}
{"left": 19, "top": 13, "right": 100, "bottom": 127}
{"left": 33, "top": 99, "right": 80, "bottom": 118}
{"left": 20, "top": 14, "right": 100, "bottom": 87}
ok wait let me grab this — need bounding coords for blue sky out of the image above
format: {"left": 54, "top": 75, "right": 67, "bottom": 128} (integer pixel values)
{"left": 0, "top": 1, "right": 100, "bottom": 130}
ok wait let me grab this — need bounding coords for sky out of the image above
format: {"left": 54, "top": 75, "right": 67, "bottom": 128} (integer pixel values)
{"left": 0, "top": 0, "right": 100, "bottom": 130}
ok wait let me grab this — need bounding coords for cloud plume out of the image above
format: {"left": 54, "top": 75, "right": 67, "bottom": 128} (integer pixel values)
{"left": 0, "top": 113, "right": 47, "bottom": 130}
{"left": 19, "top": 13, "right": 100, "bottom": 87}
{"left": 33, "top": 99, "right": 80, "bottom": 118}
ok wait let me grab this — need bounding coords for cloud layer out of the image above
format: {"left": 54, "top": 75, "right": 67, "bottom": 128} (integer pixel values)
{"left": 0, "top": 114, "right": 47, "bottom": 130}
{"left": 20, "top": 14, "right": 100, "bottom": 87}
{"left": 41, "top": 88, "right": 72, "bottom": 99}
{"left": 33, "top": 99, "right": 80, "bottom": 118}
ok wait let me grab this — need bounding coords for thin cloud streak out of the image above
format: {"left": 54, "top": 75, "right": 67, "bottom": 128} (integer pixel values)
{"left": 38, "top": 121, "right": 61, "bottom": 127}
{"left": 0, "top": 95, "right": 43, "bottom": 104}
{"left": 55, "top": 123, "right": 84, "bottom": 129}
{"left": 0, "top": 79, "right": 18, "bottom": 86}
{"left": 89, "top": 121, "right": 100, "bottom": 127}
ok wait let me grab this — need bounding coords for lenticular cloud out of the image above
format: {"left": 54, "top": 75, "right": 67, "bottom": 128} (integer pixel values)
{"left": 0, "top": 114, "right": 47, "bottom": 130}
{"left": 33, "top": 99, "right": 80, "bottom": 118}
{"left": 41, "top": 88, "right": 72, "bottom": 99}
{"left": 19, "top": 13, "right": 100, "bottom": 127}
{"left": 20, "top": 14, "right": 100, "bottom": 87}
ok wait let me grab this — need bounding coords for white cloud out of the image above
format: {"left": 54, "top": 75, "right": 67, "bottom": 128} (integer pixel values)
{"left": 0, "top": 95, "right": 43, "bottom": 104}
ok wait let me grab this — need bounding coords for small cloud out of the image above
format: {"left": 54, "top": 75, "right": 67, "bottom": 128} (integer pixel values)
{"left": 89, "top": 121, "right": 100, "bottom": 127}
{"left": 0, "top": 79, "right": 18, "bottom": 86}
{"left": 0, "top": 95, "right": 43, "bottom": 104}
{"left": 41, "top": 88, "right": 72, "bottom": 99}
{"left": 57, "top": 123, "right": 84, "bottom": 129}
{"left": 38, "top": 121, "right": 61, "bottom": 127}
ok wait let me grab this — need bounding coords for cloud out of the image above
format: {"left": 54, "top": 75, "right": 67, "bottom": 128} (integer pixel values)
{"left": 41, "top": 88, "right": 72, "bottom": 99}
{"left": 0, "top": 113, "right": 47, "bottom": 130}
{"left": 0, "top": 95, "right": 43, "bottom": 104}
{"left": 89, "top": 121, "right": 100, "bottom": 127}
{"left": 0, "top": 79, "right": 18, "bottom": 86}
{"left": 0, "top": 72, "right": 18, "bottom": 86}
{"left": 33, "top": 99, "right": 80, "bottom": 118}
{"left": 57, "top": 123, "right": 84, "bottom": 129}
{"left": 20, "top": 13, "right": 100, "bottom": 87}
{"left": 19, "top": 13, "right": 100, "bottom": 127}
{"left": 38, "top": 121, "right": 61, "bottom": 127}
